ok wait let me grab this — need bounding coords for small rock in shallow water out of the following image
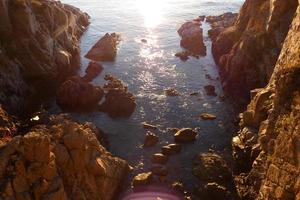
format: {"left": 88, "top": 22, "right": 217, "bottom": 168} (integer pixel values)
{"left": 175, "top": 51, "right": 190, "bottom": 61}
{"left": 152, "top": 153, "right": 168, "bottom": 164}
{"left": 161, "top": 144, "right": 182, "bottom": 155}
{"left": 171, "top": 181, "right": 185, "bottom": 193}
{"left": 141, "top": 39, "right": 147, "bottom": 43}
{"left": 200, "top": 113, "right": 217, "bottom": 120}
{"left": 132, "top": 172, "right": 153, "bottom": 187}
{"left": 204, "top": 85, "right": 217, "bottom": 96}
{"left": 142, "top": 122, "right": 158, "bottom": 130}
{"left": 143, "top": 132, "right": 159, "bottom": 148}
{"left": 165, "top": 88, "right": 180, "bottom": 96}
{"left": 151, "top": 164, "right": 168, "bottom": 176}
{"left": 190, "top": 92, "right": 199, "bottom": 96}
{"left": 174, "top": 128, "right": 197, "bottom": 143}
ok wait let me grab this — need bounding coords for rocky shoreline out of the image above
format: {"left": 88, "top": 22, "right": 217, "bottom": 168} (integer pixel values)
{"left": 0, "top": 0, "right": 299, "bottom": 199}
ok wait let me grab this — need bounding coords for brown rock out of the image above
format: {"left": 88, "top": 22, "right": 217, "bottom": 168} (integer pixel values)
{"left": 174, "top": 128, "right": 197, "bottom": 143}
{"left": 175, "top": 51, "right": 190, "bottom": 61}
{"left": 204, "top": 85, "right": 217, "bottom": 96}
{"left": 85, "top": 33, "right": 121, "bottom": 61}
{"left": 132, "top": 172, "right": 153, "bottom": 187}
{"left": 56, "top": 76, "right": 104, "bottom": 111}
{"left": 151, "top": 153, "right": 168, "bottom": 164}
{"left": 165, "top": 88, "right": 180, "bottom": 96}
{"left": 151, "top": 164, "right": 168, "bottom": 176}
{"left": 178, "top": 21, "right": 206, "bottom": 56}
{"left": 82, "top": 62, "right": 103, "bottom": 82}
{"left": 161, "top": 144, "right": 182, "bottom": 155}
{"left": 200, "top": 113, "right": 217, "bottom": 120}
{"left": 100, "top": 75, "right": 136, "bottom": 118}
{"left": 143, "top": 132, "right": 159, "bottom": 148}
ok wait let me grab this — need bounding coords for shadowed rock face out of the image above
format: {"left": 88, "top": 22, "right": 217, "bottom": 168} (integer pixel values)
{"left": 232, "top": 2, "right": 300, "bottom": 199}
{"left": 0, "top": 114, "right": 129, "bottom": 200}
{"left": 210, "top": 0, "right": 298, "bottom": 100}
{"left": 0, "top": 0, "right": 89, "bottom": 113}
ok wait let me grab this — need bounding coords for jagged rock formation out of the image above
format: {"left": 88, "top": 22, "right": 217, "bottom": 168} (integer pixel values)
{"left": 231, "top": 1, "right": 300, "bottom": 199}
{"left": 0, "top": 113, "right": 129, "bottom": 200}
{"left": 210, "top": 0, "right": 298, "bottom": 99}
{"left": 0, "top": 0, "right": 89, "bottom": 113}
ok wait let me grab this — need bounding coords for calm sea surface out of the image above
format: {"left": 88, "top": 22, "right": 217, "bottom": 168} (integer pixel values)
{"left": 60, "top": 0, "right": 244, "bottom": 193}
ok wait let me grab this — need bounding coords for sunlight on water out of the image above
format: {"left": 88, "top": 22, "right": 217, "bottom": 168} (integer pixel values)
{"left": 135, "top": 0, "right": 166, "bottom": 28}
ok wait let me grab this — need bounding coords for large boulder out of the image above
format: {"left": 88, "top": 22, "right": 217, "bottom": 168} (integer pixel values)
{"left": 56, "top": 76, "right": 104, "bottom": 111}
{"left": 0, "top": 116, "right": 129, "bottom": 200}
{"left": 85, "top": 33, "right": 121, "bottom": 61}
{"left": 99, "top": 75, "right": 136, "bottom": 118}
{"left": 174, "top": 128, "right": 197, "bottom": 143}
{"left": 177, "top": 21, "right": 206, "bottom": 56}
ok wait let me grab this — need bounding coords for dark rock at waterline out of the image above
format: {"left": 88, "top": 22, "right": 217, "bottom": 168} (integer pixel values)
{"left": 194, "top": 15, "right": 206, "bottom": 22}
{"left": 204, "top": 85, "right": 217, "bottom": 96}
{"left": 161, "top": 144, "right": 182, "bottom": 155}
{"left": 56, "top": 76, "right": 104, "bottom": 111}
{"left": 193, "top": 153, "right": 233, "bottom": 185}
{"left": 143, "top": 132, "right": 159, "bottom": 148}
{"left": 178, "top": 21, "right": 206, "bottom": 56}
{"left": 197, "top": 182, "right": 233, "bottom": 200}
{"left": 141, "top": 39, "right": 147, "bottom": 43}
{"left": 85, "top": 33, "right": 121, "bottom": 61}
{"left": 175, "top": 51, "right": 190, "bottom": 61}
{"left": 174, "top": 128, "right": 197, "bottom": 143}
{"left": 152, "top": 153, "right": 168, "bottom": 164}
{"left": 100, "top": 75, "right": 136, "bottom": 118}
{"left": 142, "top": 122, "right": 158, "bottom": 130}
{"left": 82, "top": 62, "right": 103, "bottom": 82}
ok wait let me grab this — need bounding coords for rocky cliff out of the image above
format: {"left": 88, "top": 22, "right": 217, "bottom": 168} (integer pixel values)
{"left": 0, "top": 0, "right": 89, "bottom": 114}
{"left": 211, "top": 0, "right": 298, "bottom": 99}
{"left": 217, "top": 0, "right": 300, "bottom": 199}
{"left": 0, "top": 111, "right": 129, "bottom": 200}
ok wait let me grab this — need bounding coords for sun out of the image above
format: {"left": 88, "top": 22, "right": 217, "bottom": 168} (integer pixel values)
{"left": 135, "top": 0, "right": 165, "bottom": 28}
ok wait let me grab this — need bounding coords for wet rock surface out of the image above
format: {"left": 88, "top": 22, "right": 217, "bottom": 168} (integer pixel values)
{"left": 161, "top": 144, "right": 182, "bottom": 155}
{"left": 132, "top": 172, "right": 153, "bottom": 187}
{"left": 200, "top": 113, "right": 217, "bottom": 120}
{"left": 143, "top": 132, "right": 159, "bottom": 148}
{"left": 56, "top": 76, "right": 104, "bottom": 111}
{"left": 178, "top": 21, "right": 206, "bottom": 56}
{"left": 0, "top": 114, "right": 129, "bottom": 200}
{"left": 85, "top": 33, "right": 121, "bottom": 61}
{"left": 204, "top": 85, "right": 217, "bottom": 96}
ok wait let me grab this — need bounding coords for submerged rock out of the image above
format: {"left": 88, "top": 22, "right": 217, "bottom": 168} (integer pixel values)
{"left": 85, "top": 33, "right": 121, "bottom": 61}
{"left": 56, "top": 76, "right": 104, "bottom": 111}
{"left": 82, "top": 61, "right": 103, "bottom": 82}
{"left": 204, "top": 85, "right": 217, "bottom": 96}
{"left": 174, "top": 128, "right": 197, "bottom": 143}
{"left": 151, "top": 164, "right": 168, "bottom": 176}
{"left": 178, "top": 21, "right": 206, "bottom": 56}
{"left": 143, "top": 132, "right": 159, "bottom": 148}
{"left": 100, "top": 75, "right": 136, "bottom": 118}
{"left": 141, "top": 39, "right": 147, "bottom": 43}
{"left": 175, "top": 51, "right": 190, "bottom": 61}
{"left": 165, "top": 88, "right": 180, "bottom": 96}
{"left": 132, "top": 172, "right": 153, "bottom": 187}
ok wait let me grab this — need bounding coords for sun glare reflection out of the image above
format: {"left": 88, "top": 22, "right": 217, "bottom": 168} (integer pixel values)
{"left": 135, "top": 0, "right": 165, "bottom": 28}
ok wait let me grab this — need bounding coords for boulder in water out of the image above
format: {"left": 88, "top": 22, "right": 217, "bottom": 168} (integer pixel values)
{"left": 143, "top": 132, "right": 159, "bottom": 148}
{"left": 56, "top": 76, "right": 104, "bottom": 111}
{"left": 178, "top": 21, "right": 206, "bottom": 56}
{"left": 85, "top": 33, "right": 121, "bottom": 61}
{"left": 174, "top": 128, "right": 197, "bottom": 143}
